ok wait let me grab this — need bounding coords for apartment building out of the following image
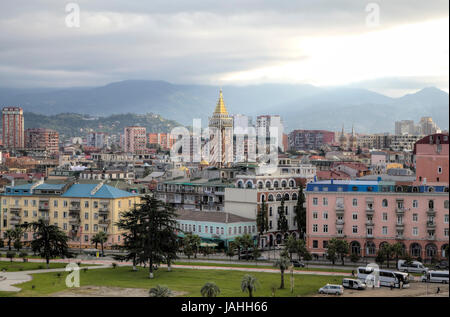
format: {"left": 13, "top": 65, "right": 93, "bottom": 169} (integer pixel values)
{"left": 2, "top": 107, "right": 24, "bottom": 149}
{"left": 0, "top": 182, "right": 140, "bottom": 248}
{"left": 25, "top": 128, "right": 59, "bottom": 154}
{"left": 123, "top": 126, "right": 147, "bottom": 154}
{"left": 305, "top": 179, "right": 449, "bottom": 260}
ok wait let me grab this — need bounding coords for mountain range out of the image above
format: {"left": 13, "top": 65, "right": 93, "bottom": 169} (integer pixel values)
{"left": 0, "top": 80, "right": 448, "bottom": 134}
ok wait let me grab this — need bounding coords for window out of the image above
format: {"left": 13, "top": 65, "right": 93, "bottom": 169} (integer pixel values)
{"left": 269, "top": 220, "right": 272, "bottom": 229}
{"left": 63, "top": 201, "right": 68, "bottom": 207}
{"left": 413, "top": 214, "right": 418, "bottom": 222}
{"left": 383, "top": 213, "right": 388, "bottom": 221}
{"left": 413, "top": 200, "right": 418, "bottom": 208}
{"left": 54, "top": 211, "right": 58, "bottom": 218}
{"left": 323, "top": 212, "right": 328, "bottom": 220}
{"left": 221, "top": 227, "right": 224, "bottom": 235}
{"left": 84, "top": 235, "right": 89, "bottom": 242}
{"left": 382, "top": 199, "right": 388, "bottom": 207}
{"left": 444, "top": 214, "right": 449, "bottom": 223}
{"left": 94, "top": 201, "right": 98, "bottom": 208}
{"left": 313, "top": 212, "right": 318, "bottom": 219}
{"left": 337, "top": 228, "right": 343, "bottom": 235}
{"left": 312, "top": 240, "right": 318, "bottom": 248}
{"left": 352, "top": 226, "right": 358, "bottom": 234}
{"left": 238, "top": 226, "right": 241, "bottom": 234}
{"left": 269, "top": 207, "right": 273, "bottom": 216}
{"left": 94, "top": 213, "right": 98, "bottom": 219}
{"left": 412, "top": 227, "right": 418, "bottom": 236}
{"left": 313, "top": 224, "right": 318, "bottom": 232}
{"left": 352, "top": 199, "right": 358, "bottom": 206}
{"left": 63, "top": 223, "right": 67, "bottom": 230}
{"left": 84, "top": 201, "right": 89, "bottom": 208}
{"left": 445, "top": 201, "right": 449, "bottom": 209}
{"left": 323, "top": 198, "right": 328, "bottom": 206}
{"left": 193, "top": 225, "right": 196, "bottom": 232}
{"left": 85, "top": 212, "right": 89, "bottom": 219}
{"left": 445, "top": 228, "right": 449, "bottom": 237}
{"left": 323, "top": 224, "right": 328, "bottom": 233}
{"left": 84, "top": 224, "right": 89, "bottom": 231}
{"left": 54, "top": 200, "right": 58, "bottom": 207}
{"left": 438, "top": 166, "right": 442, "bottom": 174}
{"left": 323, "top": 241, "right": 328, "bottom": 248}
{"left": 210, "top": 226, "right": 213, "bottom": 234}
{"left": 24, "top": 200, "right": 28, "bottom": 206}
{"left": 233, "top": 227, "right": 236, "bottom": 234}
{"left": 382, "top": 226, "right": 388, "bottom": 235}
{"left": 33, "top": 211, "right": 37, "bottom": 217}
{"left": 63, "top": 212, "right": 67, "bottom": 218}
{"left": 313, "top": 198, "right": 318, "bottom": 205}
{"left": 352, "top": 213, "right": 358, "bottom": 220}
{"left": 24, "top": 210, "right": 28, "bottom": 217}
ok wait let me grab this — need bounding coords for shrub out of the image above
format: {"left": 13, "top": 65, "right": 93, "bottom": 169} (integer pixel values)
{"left": 6, "top": 251, "right": 16, "bottom": 262}
{"left": 112, "top": 262, "right": 118, "bottom": 269}
{"left": 19, "top": 252, "right": 28, "bottom": 262}
{"left": 37, "top": 265, "right": 44, "bottom": 269}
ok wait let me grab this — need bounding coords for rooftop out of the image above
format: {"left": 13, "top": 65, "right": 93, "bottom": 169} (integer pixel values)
{"left": 176, "top": 209, "right": 254, "bottom": 224}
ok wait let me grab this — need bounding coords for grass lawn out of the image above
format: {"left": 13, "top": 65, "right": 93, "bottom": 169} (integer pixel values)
{"left": 0, "top": 261, "right": 95, "bottom": 272}
{"left": 1, "top": 266, "right": 346, "bottom": 297}
{"left": 173, "top": 261, "right": 352, "bottom": 273}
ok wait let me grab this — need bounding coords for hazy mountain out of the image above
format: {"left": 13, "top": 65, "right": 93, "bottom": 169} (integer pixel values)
{"left": 0, "top": 80, "right": 447, "bottom": 133}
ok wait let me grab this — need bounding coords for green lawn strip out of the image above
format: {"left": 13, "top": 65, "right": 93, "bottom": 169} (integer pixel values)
{"left": 5, "top": 266, "right": 346, "bottom": 297}
{"left": 173, "top": 261, "right": 352, "bottom": 273}
{"left": 0, "top": 261, "right": 95, "bottom": 272}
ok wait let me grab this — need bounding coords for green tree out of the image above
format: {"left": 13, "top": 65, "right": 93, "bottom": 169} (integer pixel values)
{"left": 240, "top": 234, "right": 254, "bottom": 261}
{"left": 285, "top": 235, "right": 298, "bottom": 260}
{"left": 91, "top": 231, "right": 108, "bottom": 257}
{"left": 277, "top": 198, "right": 289, "bottom": 241}
{"left": 391, "top": 243, "right": 404, "bottom": 268}
{"left": 183, "top": 233, "right": 201, "bottom": 259}
{"left": 201, "top": 282, "right": 221, "bottom": 297}
{"left": 13, "top": 227, "right": 23, "bottom": 252}
{"left": 226, "top": 242, "right": 235, "bottom": 260}
{"left": 116, "top": 204, "right": 144, "bottom": 271}
{"left": 161, "top": 230, "right": 179, "bottom": 272}
{"left": 294, "top": 186, "right": 306, "bottom": 240}
{"left": 256, "top": 199, "right": 269, "bottom": 248}
{"left": 380, "top": 243, "right": 393, "bottom": 268}
{"left": 21, "top": 219, "right": 70, "bottom": 269}
{"left": 149, "top": 285, "right": 172, "bottom": 297}
{"left": 234, "top": 236, "right": 243, "bottom": 260}
{"left": 241, "top": 274, "right": 259, "bottom": 297}
{"left": 274, "top": 251, "right": 291, "bottom": 289}
{"left": 327, "top": 238, "right": 349, "bottom": 266}
{"left": 4, "top": 229, "right": 15, "bottom": 251}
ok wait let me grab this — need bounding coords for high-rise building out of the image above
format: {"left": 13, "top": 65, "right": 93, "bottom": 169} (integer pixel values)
{"left": 2, "top": 107, "right": 24, "bottom": 149}
{"left": 232, "top": 114, "right": 255, "bottom": 163}
{"left": 87, "top": 132, "right": 108, "bottom": 149}
{"left": 147, "top": 132, "right": 174, "bottom": 150}
{"left": 395, "top": 120, "right": 415, "bottom": 135}
{"left": 123, "top": 126, "right": 147, "bottom": 153}
{"left": 208, "top": 90, "right": 233, "bottom": 167}
{"left": 25, "top": 128, "right": 59, "bottom": 153}
{"left": 419, "top": 117, "right": 440, "bottom": 136}
{"left": 256, "top": 115, "right": 284, "bottom": 152}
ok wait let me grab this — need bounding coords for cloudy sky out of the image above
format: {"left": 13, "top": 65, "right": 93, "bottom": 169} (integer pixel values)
{"left": 0, "top": 0, "right": 448, "bottom": 96}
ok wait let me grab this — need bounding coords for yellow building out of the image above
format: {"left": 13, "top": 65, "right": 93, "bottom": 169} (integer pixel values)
{"left": 0, "top": 182, "right": 140, "bottom": 248}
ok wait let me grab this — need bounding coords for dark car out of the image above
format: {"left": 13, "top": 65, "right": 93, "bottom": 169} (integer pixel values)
{"left": 435, "top": 261, "right": 449, "bottom": 270}
{"left": 291, "top": 260, "right": 305, "bottom": 267}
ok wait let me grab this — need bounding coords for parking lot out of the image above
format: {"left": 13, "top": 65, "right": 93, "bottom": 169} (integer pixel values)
{"left": 314, "top": 281, "right": 449, "bottom": 297}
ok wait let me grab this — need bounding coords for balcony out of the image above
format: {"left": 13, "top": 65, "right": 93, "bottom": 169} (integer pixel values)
{"left": 335, "top": 219, "right": 345, "bottom": 225}
{"left": 38, "top": 200, "right": 50, "bottom": 211}
{"left": 426, "top": 209, "right": 436, "bottom": 216}
{"left": 69, "top": 217, "right": 81, "bottom": 225}
{"left": 395, "top": 208, "right": 405, "bottom": 215}
{"left": 69, "top": 200, "right": 81, "bottom": 211}
{"left": 426, "top": 221, "right": 436, "bottom": 229}
{"left": 396, "top": 223, "right": 404, "bottom": 229}
{"left": 365, "top": 207, "right": 375, "bottom": 215}
{"left": 335, "top": 204, "right": 345, "bottom": 212}
{"left": 396, "top": 232, "right": 404, "bottom": 240}
{"left": 336, "top": 232, "right": 346, "bottom": 238}
{"left": 366, "top": 233, "right": 374, "bottom": 239}
{"left": 10, "top": 215, "right": 21, "bottom": 225}
{"left": 365, "top": 220, "right": 375, "bottom": 227}
{"left": 38, "top": 215, "right": 50, "bottom": 223}
{"left": 10, "top": 207, "right": 22, "bottom": 214}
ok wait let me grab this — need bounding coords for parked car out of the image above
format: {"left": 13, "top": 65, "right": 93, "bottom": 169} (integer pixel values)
{"left": 397, "top": 260, "right": 428, "bottom": 274}
{"left": 342, "top": 278, "right": 366, "bottom": 290}
{"left": 291, "top": 260, "right": 305, "bottom": 267}
{"left": 435, "top": 260, "right": 449, "bottom": 270}
{"left": 319, "top": 284, "right": 344, "bottom": 295}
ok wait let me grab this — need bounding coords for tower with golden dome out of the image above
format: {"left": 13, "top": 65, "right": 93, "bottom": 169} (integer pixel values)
{"left": 208, "top": 89, "right": 233, "bottom": 168}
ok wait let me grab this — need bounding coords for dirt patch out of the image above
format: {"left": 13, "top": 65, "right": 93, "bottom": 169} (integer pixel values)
{"left": 313, "top": 282, "right": 449, "bottom": 297}
{"left": 52, "top": 285, "right": 187, "bottom": 297}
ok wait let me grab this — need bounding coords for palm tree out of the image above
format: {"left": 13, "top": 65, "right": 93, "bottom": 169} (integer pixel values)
{"left": 241, "top": 274, "right": 259, "bottom": 297}
{"left": 234, "top": 236, "right": 243, "bottom": 260}
{"left": 201, "top": 282, "right": 221, "bottom": 297}
{"left": 20, "top": 219, "right": 70, "bottom": 269}
{"left": 274, "top": 252, "right": 291, "bottom": 289}
{"left": 149, "top": 285, "right": 172, "bottom": 297}
{"left": 91, "top": 231, "right": 108, "bottom": 256}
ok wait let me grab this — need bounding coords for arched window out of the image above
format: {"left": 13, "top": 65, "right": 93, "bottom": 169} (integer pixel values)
{"left": 350, "top": 241, "right": 361, "bottom": 255}
{"left": 268, "top": 194, "right": 274, "bottom": 202}
{"left": 284, "top": 193, "right": 290, "bottom": 201}
{"left": 257, "top": 181, "right": 264, "bottom": 189}
{"left": 425, "top": 244, "right": 437, "bottom": 258}
{"left": 274, "top": 181, "right": 279, "bottom": 188}
{"left": 292, "top": 193, "right": 298, "bottom": 200}
{"left": 289, "top": 180, "right": 295, "bottom": 187}
{"left": 237, "top": 181, "right": 243, "bottom": 188}
{"left": 266, "top": 181, "right": 271, "bottom": 189}
{"left": 276, "top": 194, "right": 282, "bottom": 201}
{"left": 366, "top": 241, "right": 376, "bottom": 255}
{"left": 429, "top": 200, "right": 434, "bottom": 210}
{"left": 281, "top": 180, "right": 287, "bottom": 188}
{"left": 410, "top": 243, "right": 422, "bottom": 257}
{"left": 246, "top": 181, "right": 253, "bottom": 189}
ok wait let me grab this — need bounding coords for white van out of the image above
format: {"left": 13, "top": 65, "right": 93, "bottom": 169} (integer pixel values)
{"left": 342, "top": 278, "right": 366, "bottom": 290}
{"left": 397, "top": 260, "right": 428, "bottom": 274}
{"left": 319, "top": 284, "right": 344, "bottom": 295}
{"left": 357, "top": 267, "right": 410, "bottom": 288}
{"left": 421, "top": 271, "right": 449, "bottom": 284}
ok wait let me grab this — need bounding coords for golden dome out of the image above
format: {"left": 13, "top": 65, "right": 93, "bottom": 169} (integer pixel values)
{"left": 200, "top": 159, "right": 209, "bottom": 165}
{"left": 214, "top": 89, "right": 228, "bottom": 115}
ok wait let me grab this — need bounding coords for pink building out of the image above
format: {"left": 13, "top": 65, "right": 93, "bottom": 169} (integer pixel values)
{"left": 123, "top": 126, "right": 147, "bottom": 153}
{"left": 305, "top": 179, "right": 449, "bottom": 261}
{"left": 414, "top": 133, "right": 449, "bottom": 185}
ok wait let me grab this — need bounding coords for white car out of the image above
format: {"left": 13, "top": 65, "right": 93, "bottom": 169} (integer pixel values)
{"left": 397, "top": 260, "right": 428, "bottom": 274}
{"left": 319, "top": 284, "right": 344, "bottom": 295}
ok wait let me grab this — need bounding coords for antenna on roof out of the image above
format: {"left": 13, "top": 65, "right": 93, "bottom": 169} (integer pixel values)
{"left": 91, "top": 181, "right": 104, "bottom": 195}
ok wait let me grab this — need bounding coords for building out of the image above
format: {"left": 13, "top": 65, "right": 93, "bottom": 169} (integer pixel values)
{"left": 148, "top": 133, "right": 174, "bottom": 150}
{"left": 305, "top": 179, "right": 449, "bottom": 261}
{"left": 208, "top": 90, "right": 233, "bottom": 167}
{"left": 175, "top": 209, "right": 257, "bottom": 248}
{"left": 414, "top": 133, "right": 449, "bottom": 185}
{"left": 87, "top": 132, "right": 108, "bottom": 149}
{"left": 0, "top": 182, "right": 140, "bottom": 248}
{"left": 395, "top": 120, "right": 415, "bottom": 135}
{"left": 2, "top": 107, "right": 24, "bottom": 149}
{"left": 25, "top": 128, "right": 59, "bottom": 154}
{"left": 288, "top": 130, "right": 335, "bottom": 151}
{"left": 419, "top": 117, "right": 440, "bottom": 136}
{"left": 256, "top": 115, "right": 284, "bottom": 152}
{"left": 232, "top": 114, "right": 255, "bottom": 163}
{"left": 123, "top": 126, "right": 147, "bottom": 154}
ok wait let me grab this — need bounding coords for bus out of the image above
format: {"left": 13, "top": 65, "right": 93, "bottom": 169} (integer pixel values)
{"left": 421, "top": 271, "right": 449, "bottom": 284}
{"left": 357, "top": 266, "right": 410, "bottom": 288}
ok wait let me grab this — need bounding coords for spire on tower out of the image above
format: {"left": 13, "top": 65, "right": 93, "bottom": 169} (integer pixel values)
{"left": 214, "top": 89, "right": 228, "bottom": 115}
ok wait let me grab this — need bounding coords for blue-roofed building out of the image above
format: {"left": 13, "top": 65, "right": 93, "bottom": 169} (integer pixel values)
{"left": 1, "top": 181, "right": 141, "bottom": 249}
